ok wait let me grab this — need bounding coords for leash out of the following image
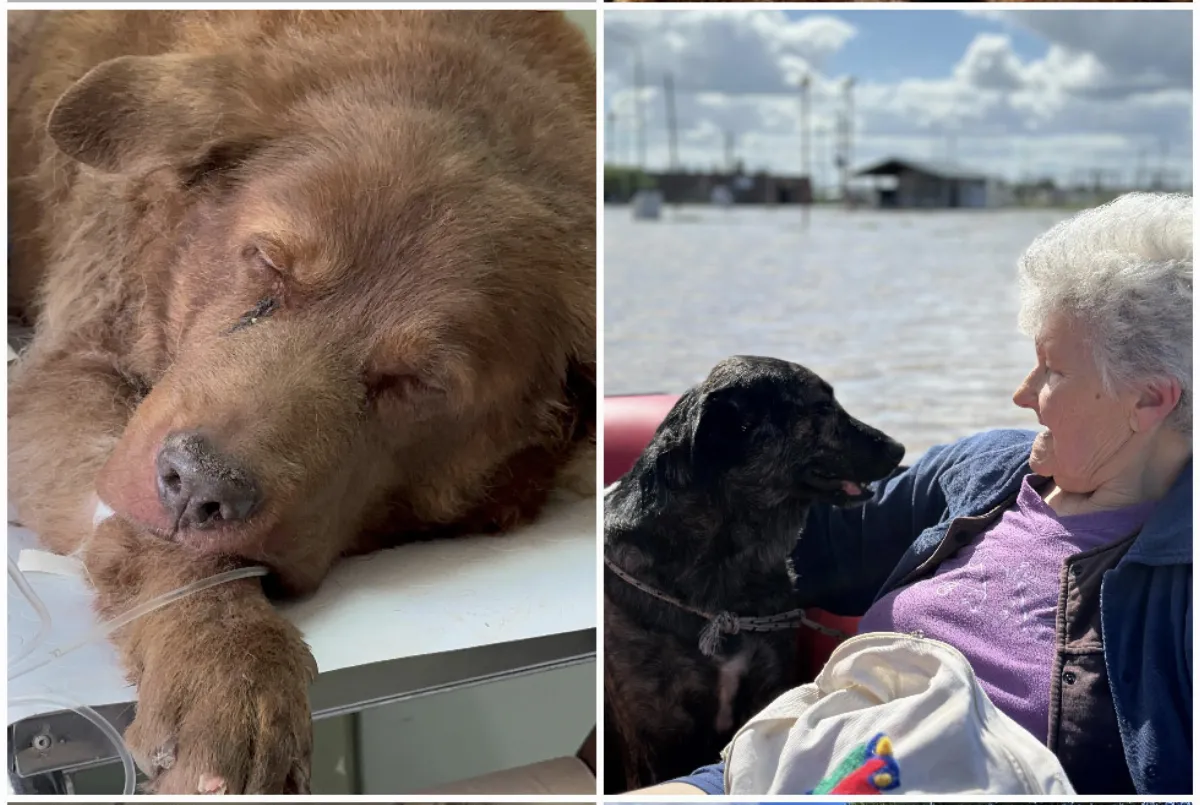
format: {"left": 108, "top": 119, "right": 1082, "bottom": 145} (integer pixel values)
{"left": 604, "top": 555, "right": 852, "bottom": 657}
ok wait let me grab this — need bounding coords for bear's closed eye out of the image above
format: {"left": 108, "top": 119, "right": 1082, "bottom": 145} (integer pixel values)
{"left": 229, "top": 297, "right": 279, "bottom": 333}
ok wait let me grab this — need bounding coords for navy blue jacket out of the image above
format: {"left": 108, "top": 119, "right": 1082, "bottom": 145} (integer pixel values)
{"left": 676, "top": 429, "right": 1192, "bottom": 795}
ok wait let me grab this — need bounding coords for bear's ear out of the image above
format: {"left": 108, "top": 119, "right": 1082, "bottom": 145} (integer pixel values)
{"left": 48, "top": 53, "right": 261, "bottom": 176}
{"left": 565, "top": 358, "right": 596, "bottom": 440}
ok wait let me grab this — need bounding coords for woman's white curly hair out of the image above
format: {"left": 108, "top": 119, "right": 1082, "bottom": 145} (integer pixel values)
{"left": 1017, "top": 192, "right": 1193, "bottom": 434}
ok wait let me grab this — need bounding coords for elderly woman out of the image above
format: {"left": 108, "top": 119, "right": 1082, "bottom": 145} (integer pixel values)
{"left": 639, "top": 192, "right": 1192, "bottom": 796}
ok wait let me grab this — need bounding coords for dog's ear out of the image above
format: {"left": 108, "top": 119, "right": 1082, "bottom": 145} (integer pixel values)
{"left": 690, "top": 386, "right": 749, "bottom": 477}
{"left": 648, "top": 443, "right": 691, "bottom": 509}
{"left": 48, "top": 53, "right": 265, "bottom": 178}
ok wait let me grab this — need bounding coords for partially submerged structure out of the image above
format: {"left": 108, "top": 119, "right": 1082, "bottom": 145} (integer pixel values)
{"left": 855, "top": 157, "right": 1010, "bottom": 209}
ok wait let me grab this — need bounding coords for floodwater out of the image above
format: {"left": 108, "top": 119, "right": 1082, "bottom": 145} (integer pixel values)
{"left": 604, "top": 205, "right": 1075, "bottom": 459}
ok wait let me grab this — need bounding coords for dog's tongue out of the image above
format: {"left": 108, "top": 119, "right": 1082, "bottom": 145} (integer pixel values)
{"left": 841, "top": 480, "right": 864, "bottom": 496}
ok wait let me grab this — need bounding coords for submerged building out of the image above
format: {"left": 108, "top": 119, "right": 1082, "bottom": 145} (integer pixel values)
{"left": 622, "top": 170, "right": 813, "bottom": 206}
{"left": 854, "top": 157, "right": 1011, "bottom": 209}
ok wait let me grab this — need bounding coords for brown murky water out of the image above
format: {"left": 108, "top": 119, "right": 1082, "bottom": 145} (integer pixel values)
{"left": 604, "top": 205, "right": 1075, "bottom": 459}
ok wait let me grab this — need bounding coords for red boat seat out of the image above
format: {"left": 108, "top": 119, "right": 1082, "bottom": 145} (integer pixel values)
{"left": 602, "top": 395, "right": 677, "bottom": 487}
{"left": 603, "top": 394, "right": 861, "bottom": 681}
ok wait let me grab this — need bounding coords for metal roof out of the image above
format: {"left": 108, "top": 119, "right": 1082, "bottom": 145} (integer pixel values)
{"left": 854, "top": 156, "right": 990, "bottom": 182}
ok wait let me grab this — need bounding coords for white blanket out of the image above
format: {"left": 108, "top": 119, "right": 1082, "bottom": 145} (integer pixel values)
{"left": 724, "top": 633, "right": 1074, "bottom": 796}
{"left": 8, "top": 492, "right": 596, "bottom": 724}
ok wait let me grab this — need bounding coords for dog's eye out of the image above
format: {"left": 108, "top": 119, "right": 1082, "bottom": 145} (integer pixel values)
{"left": 365, "top": 371, "right": 442, "bottom": 402}
{"left": 229, "top": 296, "right": 279, "bottom": 333}
{"left": 814, "top": 402, "right": 837, "bottom": 415}
{"left": 242, "top": 242, "right": 287, "bottom": 276}
{"left": 255, "top": 250, "right": 281, "bottom": 275}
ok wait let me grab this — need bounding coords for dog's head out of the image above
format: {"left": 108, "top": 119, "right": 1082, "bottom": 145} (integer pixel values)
{"left": 50, "top": 13, "right": 595, "bottom": 593}
{"left": 647, "top": 356, "right": 904, "bottom": 511}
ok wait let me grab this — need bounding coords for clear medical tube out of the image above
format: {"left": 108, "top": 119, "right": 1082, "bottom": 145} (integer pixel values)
{"left": 8, "top": 564, "right": 269, "bottom": 682}
{"left": 9, "top": 561, "right": 269, "bottom": 795}
{"left": 9, "top": 694, "right": 137, "bottom": 796}
{"left": 8, "top": 554, "right": 52, "bottom": 666}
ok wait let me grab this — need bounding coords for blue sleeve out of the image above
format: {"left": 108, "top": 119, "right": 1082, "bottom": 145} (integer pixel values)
{"left": 1185, "top": 584, "right": 1192, "bottom": 712}
{"left": 669, "top": 762, "right": 849, "bottom": 800}
{"left": 791, "top": 432, "right": 1016, "bottom": 616}
{"left": 671, "top": 760, "right": 724, "bottom": 794}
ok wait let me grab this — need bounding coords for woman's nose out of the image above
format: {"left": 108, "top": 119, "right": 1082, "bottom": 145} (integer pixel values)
{"left": 1013, "top": 372, "right": 1037, "bottom": 410}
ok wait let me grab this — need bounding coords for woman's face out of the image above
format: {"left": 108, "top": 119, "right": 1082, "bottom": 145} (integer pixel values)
{"left": 1012, "top": 313, "right": 1137, "bottom": 492}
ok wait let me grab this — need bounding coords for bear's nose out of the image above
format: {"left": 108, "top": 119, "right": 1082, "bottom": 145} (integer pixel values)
{"left": 156, "top": 431, "right": 260, "bottom": 530}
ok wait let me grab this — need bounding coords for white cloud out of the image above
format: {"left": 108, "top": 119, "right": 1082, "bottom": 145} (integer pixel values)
{"left": 955, "top": 34, "right": 1026, "bottom": 91}
{"left": 964, "top": 9, "right": 1191, "bottom": 93}
{"left": 606, "top": 10, "right": 855, "bottom": 95}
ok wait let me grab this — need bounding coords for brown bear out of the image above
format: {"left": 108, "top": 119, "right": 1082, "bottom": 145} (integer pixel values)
{"left": 8, "top": 10, "right": 595, "bottom": 794}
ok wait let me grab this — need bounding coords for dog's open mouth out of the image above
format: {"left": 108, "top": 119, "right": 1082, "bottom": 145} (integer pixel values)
{"left": 807, "top": 470, "right": 874, "bottom": 504}
{"left": 839, "top": 479, "right": 866, "bottom": 497}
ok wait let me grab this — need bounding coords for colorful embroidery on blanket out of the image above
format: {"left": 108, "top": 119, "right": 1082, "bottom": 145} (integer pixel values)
{"left": 807, "top": 732, "right": 900, "bottom": 795}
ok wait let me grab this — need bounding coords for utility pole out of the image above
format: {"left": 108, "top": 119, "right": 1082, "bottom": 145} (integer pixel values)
{"left": 847, "top": 78, "right": 855, "bottom": 169}
{"left": 724, "top": 129, "right": 736, "bottom": 174}
{"left": 836, "top": 77, "right": 856, "bottom": 207}
{"left": 1157, "top": 136, "right": 1169, "bottom": 190}
{"left": 840, "top": 111, "right": 849, "bottom": 201}
{"left": 609, "top": 31, "right": 647, "bottom": 172}
{"left": 664, "top": 71, "right": 679, "bottom": 171}
{"left": 799, "top": 73, "right": 812, "bottom": 229}
{"left": 633, "top": 45, "right": 646, "bottom": 171}
{"left": 816, "top": 123, "right": 829, "bottom": 198}
{"left": 607, "top": 110, "right": 617, "bottom": 165}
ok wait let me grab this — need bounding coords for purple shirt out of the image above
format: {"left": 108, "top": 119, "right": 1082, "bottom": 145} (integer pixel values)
{"left": 858, "top": 475, "right": 1154, "bottom": 743}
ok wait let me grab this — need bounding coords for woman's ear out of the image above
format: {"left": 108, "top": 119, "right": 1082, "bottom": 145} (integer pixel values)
{"left": 1131, "top": 375, "right": 1183, "bottom": 432}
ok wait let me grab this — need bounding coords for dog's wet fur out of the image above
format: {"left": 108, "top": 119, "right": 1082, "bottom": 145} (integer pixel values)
{"left": 603, "top": 356, "right": 903, "bottom": 792}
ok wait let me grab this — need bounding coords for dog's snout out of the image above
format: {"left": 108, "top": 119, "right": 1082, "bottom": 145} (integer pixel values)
{"left": 883, "top": 437, "right": 905, "bottom": 464}
{"left": 842, "top": 416, "right": 905, "bottom": 478}
{"left": 156, "top": 432, "right": 261, "bottom": 530}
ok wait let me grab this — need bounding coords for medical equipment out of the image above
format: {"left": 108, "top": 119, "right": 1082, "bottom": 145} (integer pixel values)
{"left": 9, "top": 550, "right": 268, "bottom": 795}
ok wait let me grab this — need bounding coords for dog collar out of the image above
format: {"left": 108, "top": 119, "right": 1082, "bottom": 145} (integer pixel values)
{"left": 604, "top": 554, "right": 851, "bottom": 656}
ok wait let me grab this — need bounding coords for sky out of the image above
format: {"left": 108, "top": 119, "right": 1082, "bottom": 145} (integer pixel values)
{"left": 604, "top": 9, "right": 1193, "bottom": 190}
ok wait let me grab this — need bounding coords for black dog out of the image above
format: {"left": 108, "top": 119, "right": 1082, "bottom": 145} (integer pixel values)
{"left": 603, "top": 355, "right": 904, "bottom": 792}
